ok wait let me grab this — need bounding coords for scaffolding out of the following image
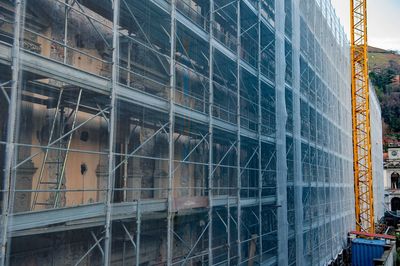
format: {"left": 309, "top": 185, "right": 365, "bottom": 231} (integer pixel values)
{"left": 370, "top": 86, "right": 384, "bottom": 223}
{"left": 0, "top": 0, "right": 361, "bottom": 265}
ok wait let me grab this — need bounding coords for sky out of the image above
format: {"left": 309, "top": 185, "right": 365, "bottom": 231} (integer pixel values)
{"left": 330, "top": 0, "right": 400, "bottom": 51}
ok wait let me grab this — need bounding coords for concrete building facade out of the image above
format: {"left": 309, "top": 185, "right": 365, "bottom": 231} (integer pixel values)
{"left": 384, "top": 145, "right": 400, "bottom": 214}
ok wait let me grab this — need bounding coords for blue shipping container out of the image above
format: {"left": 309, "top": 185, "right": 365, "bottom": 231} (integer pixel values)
{"left": 352, "top": 238, "right": 385, "bottom": 266}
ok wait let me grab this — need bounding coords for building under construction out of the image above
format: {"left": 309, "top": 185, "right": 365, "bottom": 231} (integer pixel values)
{"left": 0, "top": 0, "right": 383, "bottom": 265}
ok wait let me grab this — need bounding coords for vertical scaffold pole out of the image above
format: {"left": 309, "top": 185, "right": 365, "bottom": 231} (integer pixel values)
{"left": 0, "top": 1, "right": 23, "bottom": 265}
{"left": 104, "top": 0, "right": 120, "bottom": 264}
{"left": 167, "top": 0, "right": 177, "bottom": 264}
{"left": 257, "top": 0, "right": 263, "bottom": 263}
{"left": 208, "top": 0, "right": 214, "bottom": 265}
{"left": 236, "top": 0, "right": 242, "bottom": 263}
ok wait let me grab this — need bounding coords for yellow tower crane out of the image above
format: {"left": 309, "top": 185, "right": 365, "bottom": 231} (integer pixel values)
{"left": 350, "top": 0, "right": 374, "bottom": 233}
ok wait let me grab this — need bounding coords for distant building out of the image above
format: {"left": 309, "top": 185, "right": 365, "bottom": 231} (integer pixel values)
{"left": 384, "top": 145, "right": 400, "bottom": 213}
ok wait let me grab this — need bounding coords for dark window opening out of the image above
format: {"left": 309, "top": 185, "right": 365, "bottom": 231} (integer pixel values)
{"left": 80, "top": 131, "right": 89, "bottom": 142}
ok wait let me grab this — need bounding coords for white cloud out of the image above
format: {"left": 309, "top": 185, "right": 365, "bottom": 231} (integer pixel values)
{"left": 330, "top": 0, "right": 400, "bottom": 51}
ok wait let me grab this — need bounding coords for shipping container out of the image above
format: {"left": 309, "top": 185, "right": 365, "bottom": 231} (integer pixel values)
{"left": 352, "top": 238, "right": 386, "bottom": 266}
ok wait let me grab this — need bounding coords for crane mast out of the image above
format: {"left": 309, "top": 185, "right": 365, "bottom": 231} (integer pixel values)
{"left": 350, "top": 0, "right": 374, "bottom": 233}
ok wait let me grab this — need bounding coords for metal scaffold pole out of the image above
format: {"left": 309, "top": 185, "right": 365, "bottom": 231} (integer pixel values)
{"left": 236, "top": 0, "right": 242, "bottom": 263}
{"left": 167, "top": 0, "right": 177, "bottom": 264}
{"left": 104, "top": 0, "right": 120, "bottom": 264}
{"left": 292, "top": 0, "right": 304, "bottom": 263}
{"left": 275, "top": 0, "right": 288, "bottom": 264}
{"left": 257, "top": 0, "right": 263, "bottom": 263}
{"left": 0, "top": 1, "right": 23, "bottom": 265}
{"left": 208, "top": 0, "right": 214, "bottom": 264}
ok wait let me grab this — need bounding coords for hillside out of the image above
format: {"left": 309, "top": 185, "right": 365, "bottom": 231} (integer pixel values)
{"left": 368, "top": 46, "right": 400, "bottom": 145}
{"left": 369, "top": 46, "right": 400, "bottom": 70}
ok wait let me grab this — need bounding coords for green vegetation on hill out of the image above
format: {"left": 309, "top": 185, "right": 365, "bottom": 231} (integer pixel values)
{"left": 368, "top": 46, "right": 400, "bottom": 137}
